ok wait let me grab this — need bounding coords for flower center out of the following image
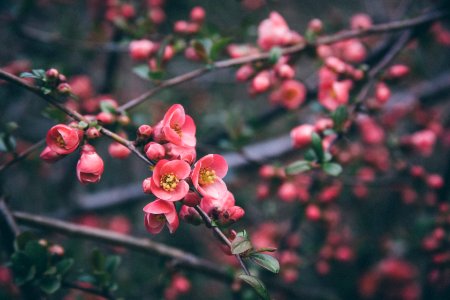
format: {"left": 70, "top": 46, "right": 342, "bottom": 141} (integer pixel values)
{"left": 155, "top": 214, "right": 166, "bottom": 222}
{"left": 199, "top": 168, "right": 216, "bottom": 186}
{"left": 160, "top": 173, "right": 179, "bottom": 191}
{"left": 172, "top": 123, "right": 182, "bottom": 137}
{"left": 56, "top": 134, "right": 66, "bottom": 147}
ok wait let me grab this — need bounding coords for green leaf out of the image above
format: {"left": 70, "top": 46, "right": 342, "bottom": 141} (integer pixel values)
{"left": 249, "top": 253, "right": 280, "bottom": 273}
{"left": 100, "top": 100, "right": 117, "bottom": 114}
{"left": 78, "top": 121, "right": 88, "bottom": 129}
{"left": 56, "top": 258, "right": 74, "bottom": 276}
{"left": 91, "top": 249, "right": 105, "bottom": 272}
{"left": 132, "top": 64, "right": 150, "bottom": 80}
{"left": 332, "top": 105, "right": 348, "bottom": 131}
{"left": 311, "top": 132, "right": 324, "bottom": 162}
{"left": 149, "top": 70, "right": 165, "bottom": 81}
{"left": 322, "top": 163, "right": 343, "bottom": 176}
{"left": 268, "top": 47, "right": 282, "bottom": 64}
{"left": 39, "top": 274, "right": 61, "bottom": 294}
{"left": 285, "top": 160, "right": 311, "bottom": 175}
{"left": 0, "top": 133, "right": 16, "bottom": 153}
{"left": 14, "top": 232, "right": 37, "bottom": 251}
{"left": 11, "top": 252, "right": 36, "bottom": 285}
{"left": 105, "top": 255, "right": 121, "bottom": 274}
{"left": 24, "top": 241, "right": 48, "bottom": 274}
{"left": 20, "top": 72, "right": 38, "bottom": 79}
{"left": 210, "top": 37, "right": 232, "bottom": 61}
{"left": 304, "top": 149, "right": 317, "bottom": 162}
{"left": 238, "top": 274, "right": 270, "bottom": 300}
{"left": 231, "top": 236, "right": 252, "bottom": 255}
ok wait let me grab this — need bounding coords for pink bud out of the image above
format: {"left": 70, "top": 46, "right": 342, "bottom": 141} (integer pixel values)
{"left": 121, "top": 3, "right": 135, "bottom": 19}
{"left": 108, "top": 142, "right": 131, "bottom": 159}
{"left": 142, "top": 177, "right": 152, "bottom": 194}
{"left": 325, "top": 56, "right": 347, "bottom": 73}
{"left": 351, "top": 13, "right": 372, "bottom": 30}
{"left": 251, "top": 71, "right": 271, "bottom": 93}
{"left": 46, "top": 68, "right": 59, "bottom": 79}
{"left": 342, "top": 40, "right": 366, "bottom": 63}
{"left": 48, "top": 244, "right": 65, "bottom": 256}
{"left": 174, "top": 20, "right": 189, "bottom": 33}
{"left": 190, "top": 6, "right": 205, "bottom": 23}
{"left": 77, "top": 144, "right": 104, "bottom": 184}
{"left": 183, "top": 192, "right": 201, "bottom": 207}
{"left": 86, "top": 127, "right": 101, "bottom": 139}
{"left": 278, "top": 182, "right": 297, "bottom": 202}
{"left": 427, "top": 174, "right": 444, "bottom": 189}
{"left": 375, "top": 82, "right": 391, "bottom": 104}
{"left": 256, "top": 183, "right": 270, "bottom": 199}
{"left": 306, "top": 204, "right": 321, "bottom": 221}
{"left": 129, "top": 39, "right": 155, "bottom": 60}
{"left": 184, "top": 47, "right": 201, "bottom": 61}
{"left": 236, "top": 64, "right": 254, "bottom": 82}
{"left": 145, "top": 142, "right": 165, "bottom": 161}
{"left": 57, "top": 83, "right": 71, "bottom": 94}
{"left": 387, "top": 64, "right": 410, "bottom": 78}
{"left": 290, "top": 124, "right": 315, "bottom": 148}
{"left": 137, "top": 125, "right": 153, "bottom": 140}
{"left": 96, "top": 111, "right": 116, "bottom": 124}
{"left": 276, "top": 64, "right": 295, "bottom": 79}
{"left": 46, "top": 124, "right": 81, "bottom": 155}
{"left": 149, "top": 7, "right": 166, "bottom": 24}
{"left": 40, "top": 146, "right": 66, "bottom": 163}
{"left": 308, "top": 18, "right": 323, "bottom": 33}
{"left": 259, "top": 164, "right": 276, "bottom": 178}
{"left": 163, "top": 45, "right": 175, "bottom": 61}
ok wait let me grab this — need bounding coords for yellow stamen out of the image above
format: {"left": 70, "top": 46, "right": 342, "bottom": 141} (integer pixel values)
{"left": 56, "top": 134, "right": 66, "bottom": 147}
{"left": 172, "top": 123, "right": 182, "bottom": 137}
{"left": 199, "top": 168, "right": 216, "bottom": 186}
{"left": 160, "top": 173, "right": 179, "bottom": 191}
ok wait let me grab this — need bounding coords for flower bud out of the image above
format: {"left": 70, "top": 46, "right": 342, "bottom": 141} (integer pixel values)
{"left": 129, "top": 39, "right": 155, "bottom": 60}
{"left": 183, "top": 192, "right": 201, "bottom": 207}
{"left": 145, "top": 142, "right": 165, "bottom": 161}
{"left": 190, "top": 6, "right": 205, "bottom": 23}
{"left": 290, "top": 124, "right": 315, "bottom": 148}
{"left": 251, "top": 71, "right": 271, "bottom": 93}
{"left": 108, "top": 142, "right": 131, "bottom": 159}
{"left": 57, "top": 83, "right": 72, "bottom": 94}
{"left": 96, "top": 111, "right": 116, "bottom": 124}
{"left": 306, "top": 204, "right": 321, "bottom": 221}
{"left": 46, "top": 68, "right": 59, "bottom": 79}
{"left": 77, "top": 144, "right": 104, "bottom": 184}
{"left": 137, "top": 125, "right": 153, "bottom": 141}
{"left": 40, "top": 146, "right": 66, "bottom": 163}
{"left": 142, "top": 177, "right": 152, "bottom": 194}
{"left": 86, "top": 127, "right": 101, "bottom": 139}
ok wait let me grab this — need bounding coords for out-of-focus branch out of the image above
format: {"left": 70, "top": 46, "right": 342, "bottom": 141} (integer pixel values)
{"left": 117, "top": 9, "right": 446, "bottom": 112}
{"left": 13, "top": 210, "right": 232, "bottom": 281}
{"left": 0, "top": 139, "right": 45, "bottom": 173}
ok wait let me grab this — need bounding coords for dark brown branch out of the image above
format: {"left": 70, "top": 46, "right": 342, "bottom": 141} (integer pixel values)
{"left": 0, "top": 139, "right": 45, "bottom": 173}
{"left": 13, "top": 210, "right": 231, "bottom": 281}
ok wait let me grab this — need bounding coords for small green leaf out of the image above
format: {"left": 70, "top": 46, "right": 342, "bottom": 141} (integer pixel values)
{"left": 100, "top": 100, "right": 117, "bottom": 114}
{"left": 322, "top": 163, "right": 343, "bottom": 176}
{"left": 91, "top": 249, "right": 105, "bottom": 272}
{"left": 24, "top": 241, "right": 48, "bottom": 274}
{"left": 56, "top": 258, "right": 74, "bottom": 276}
{"left": 268, "top": 47, "right": 282, "bottom": 64}
{"left": 304, "top": 149, "right": 317, "bottom": 162}
{"left": 236, "top": 230, "right": 248, "bottom": 239}
{"left": 332, "top": 105, "right": 348, "bottom": 131}
{"left": 11, "top": 252, "right": 36, "bottom": 285}
{"left": 238, "top": 274, "right": 270, "bottom": 300}
{"left": 249, "top": 253, "right": 280, "bottom": 273}
{"left": 78, "top": 121, "right": 88, "bottom": 129}
{"left": 14, "top": 232, "right": 37, "bottom": 251}
{"left": 132, "top": 64, "right": 150, "bottom": 80}
{"left": 105, "top": 255, "right": 121, "bottom": 274}
{"left": 252, "top": 247, "right": 277, "bottom": 253}
{"left": 149, "top": 70, "right": 165, "bottom": 81}
{"left": 39, "top": 274, "right": 61, "bottom": 294}
{"left": 285, "top": 160, "right": 311, "bottom": 175}
{"left": 210, "top": 37, "right": 232, "bottom": 61}
{"left": 20, "top": 72, "right": 37, "bottom": 79}
{"left": 311, "top": 132, "right": 324, "bottom": 162}
{"left": 231, "top": 236, "right": 252, "bottom": 255}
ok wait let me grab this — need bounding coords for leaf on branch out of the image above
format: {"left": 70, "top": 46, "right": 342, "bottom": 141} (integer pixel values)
{"left": 238, "top": 274, "right": 270, "bottom": 300}
{"left": 105, "top": 255, "right": 121, "bottom": 274}
{"left": 39, "top": 274, "right": 61, "bottom": 294}
{"left": 56, "top": 258, "right": 74, "bottom": 276}
{"left": 323, "top": 162, "right": 343, "bottom": 176}
{"left": 311, "top": 132, "right": 324, "bottom": 162}
{"left": 132, "top": 64, "right": 151, "bottom": 80}
{"left": 285, "top": 160, "right": 311, "bottom": 175}
{"left": 231, "top": 236, "right": 252, "bottom": 255}
{"left": 332, "top": 105, "right": 348, "bottom": 131}
{"left": 249, "top": 253, "right": 280, "bottom": 273}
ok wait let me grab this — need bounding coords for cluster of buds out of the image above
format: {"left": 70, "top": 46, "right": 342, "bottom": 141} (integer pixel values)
{"left": 163, "top": 274, "right": 191, "bottom": 300}
{"left": 173, "top": 6, "right": 206, "bottom": 35}
{"left": 140, "top": 104, "right": 244, "bottom": 234}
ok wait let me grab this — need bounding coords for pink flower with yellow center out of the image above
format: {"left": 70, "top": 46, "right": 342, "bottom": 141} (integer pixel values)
{"left": 191, "top": 154, "right": 228, "bottom": 199}
{"left": 46, "top": 124, "right": 81, "bottom": 155}
{"left": 154, "top": 104, "right": 196, "bottom": 147}
{"left": 143, "top": 199, "right": 179, "bottom": 234}
{"left": 150, "top": 159, "right": 191, "bottom": 201}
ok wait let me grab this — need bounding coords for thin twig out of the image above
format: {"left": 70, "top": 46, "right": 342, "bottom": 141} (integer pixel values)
{"left": 0, "top": 139, "right": 45, "bottom": 173}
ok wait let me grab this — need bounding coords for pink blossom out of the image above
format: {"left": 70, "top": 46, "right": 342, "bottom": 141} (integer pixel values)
{"left": 40, "top": 146, "right": 66, "bottom": 163}
{"left": 143, "top": 199, "right": 179, "bottom": 234}
{"left": 200, "top": 192, "right": 245, "bottom": 226}
{"left": 164, "top": 143, "right": 196, "bottom": 164}
{"left": 154, "top": 104, "right": 196, "bottom": 147}
{"left": 108, "top": 142, "right": 131, "bottom": 159}
{"left": 410, "top": 129, "right": 436, "bottom": 156}
{"left": 46, "top": 124, "right": 81, "bottom": 155}
{"left": 318, "top": 79, "right": 353, "bottom": 111}
{"left": 76, "top": 144, "right": 104, "bottom": 184}
{"left": 270, "top": 79, "right": 306, "bottom": 110}
{"left": 129, "top": 39, "right": 155, "bottom": 60}
{"left": 350, "top": 13, "right": 373, "bottom": 30}
{"left": 251, "top": 70, "right": 271, "bottom": 93}
{"left": 375, "top": 82, "right": 391, "bottom": 104}
{"left": 150, "top": 159, "right": 191, "bottom": 201}
{"left": 145, "top": 142, "right": 166, "bottom": 161}
{"left": 290, "top": 124, "right": 315, "bottom": 148}
{"left": 387, "top": 64, "right": 410, "bottom": 78}
{"left": 236, "top": 64, "right": 255, "bottom": 82}
{"left": 190, "top": 6, "right": 205, "bottom": 23}
{"left": 257, "top": 12, "right": 301, "bottom": 50}
{"left": 191, "top": 154, "right": 228, "bottom": 199}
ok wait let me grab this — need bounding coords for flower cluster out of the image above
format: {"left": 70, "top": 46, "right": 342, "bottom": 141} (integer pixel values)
{"left": 140, "top": 104, "right": 244, "bottom": 234}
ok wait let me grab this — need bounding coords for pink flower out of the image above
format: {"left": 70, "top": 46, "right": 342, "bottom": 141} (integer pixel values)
{"left": 251, "top": 70, "right": 271, "bottom": 93}
{"left": 40, "top": 146, "right": 66, "bottom": 163}
{"left": 318, "top": 78, "right": 353, "bottom": 111}
{"left": 191, "top": 154, "right": 228, "bottom": 199}
{"left": 258, "top": 12, "right": 300, "bottom": 50}
{"left": 290, "top": 124, "right": 315, "bottom": 148}
{"left": 200, "top": 192, "right": 245, "bottom": 226}
{"left": 129, "top": 39, "right": 155, "bottom": 60}
{"left": 164, "top": 143, "right": 196, "bottom": 164}
{"left": 143, "top": 199, "right": 179, "bottom": 234}
{"left": 270, "top": 80, "right": 306, "bottom": 110}
{"left": 410, "top": 129, "right": 436, "bottom": 156}
{"left": 46, "top": 124, "right": 81, "bottom": 155}
{"left": 190, "top": 6, "right": 205, "bottom": 23}
{"left": 108, "top": 142, "right": 131, "bottom": 159}
{"left": 154, "top": 104, "right": 196, "bottom": 147}
{"left": 150, "top": 159, "right": 191, "bottom": 201}
{"left": 350, "top": 13, "right": 373, "bottom": 30}
{"left": 76, "top": 144, "right": 104, "bottom": 184}
{"left": 375, "top": 82, "right": 391, "bottom": 104}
